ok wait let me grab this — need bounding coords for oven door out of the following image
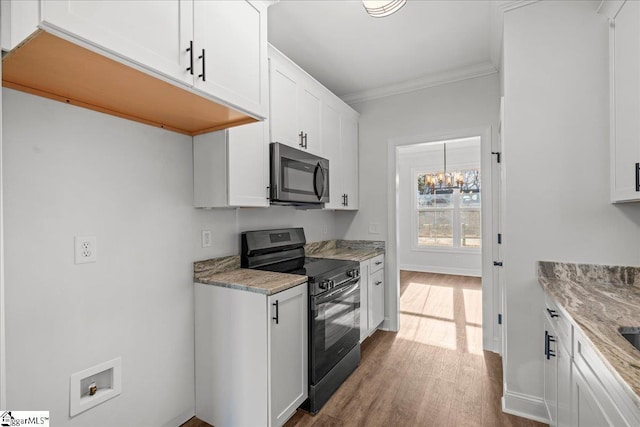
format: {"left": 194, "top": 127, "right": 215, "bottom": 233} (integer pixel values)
{"left": 270, "top": 142, "right": 329, "bottom": 204}
{"left": 310, "top": 278, "right": 360, "bottom": 384}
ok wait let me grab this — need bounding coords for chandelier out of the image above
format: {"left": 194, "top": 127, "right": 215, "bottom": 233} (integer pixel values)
{"left": 422, "top": 144, "right": 479, "bottom": 195}
{"left": 362, "top": 0, "right": 407, "bottom": 18}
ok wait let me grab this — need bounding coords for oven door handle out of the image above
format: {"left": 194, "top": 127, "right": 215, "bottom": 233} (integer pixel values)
{"left": 314, "top": 280, "right": 359, "bottom": 306}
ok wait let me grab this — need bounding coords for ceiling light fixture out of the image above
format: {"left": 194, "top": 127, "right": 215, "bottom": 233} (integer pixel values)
{"left": 362, "top": 0, "right": 407, "bottom": 18}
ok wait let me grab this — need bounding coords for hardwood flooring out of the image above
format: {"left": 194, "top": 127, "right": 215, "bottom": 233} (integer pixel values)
{"left": 285, "top": 271, "right": 547, "bottom": 427}
{"left": 184, "top": 271, "right": 546, "bottom": 427}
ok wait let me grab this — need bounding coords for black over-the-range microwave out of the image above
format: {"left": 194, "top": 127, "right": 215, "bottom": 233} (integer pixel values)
{"left": 269, "top": 142, "right": 329, "bottom": 207}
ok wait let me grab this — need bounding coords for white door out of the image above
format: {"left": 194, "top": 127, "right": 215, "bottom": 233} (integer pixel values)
{"left": 41, "top": 0, "right": 193, "bottom": 85}
{"left": 193, "top": 0, "right": 267, "bottom": 118}
{"left": 228, "top": 121, "right": 269, "bottom": 207}
{"left": 544, "top": 317, "right": 558, "bottom": 426}
{"left": 298, "top": 84, "right": 322, "bottom": 155}
{"left": 269, "top": 56, "right": 300, "bottom": 148}
{"left": 572, "top": 366, "right": 610, "bottom": 427}
{"left": 340, "top": 114, "right": 359, "bottom": 210}
{"left": 359, "top": 261, "right": 369, "bottom": 342}
{"left": 369, "top": 269, "right": 385, "bottom": 331}
{"left": 611, "top": 0, "right": 640, "bottom": 202}
{"left": 322, "top": 102, "right": 343, "bottom": 209}
{"left": 268, "top": 284, "right": 308, "bottom": 427}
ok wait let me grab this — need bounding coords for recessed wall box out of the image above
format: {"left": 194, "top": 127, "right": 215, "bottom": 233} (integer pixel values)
{"left": 69, "top": 357, "right": 122, "bottom": 416}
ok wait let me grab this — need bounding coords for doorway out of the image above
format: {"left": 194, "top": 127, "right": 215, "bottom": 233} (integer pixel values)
{"left": 385, "top": 127, "right": 501, "bottom": 354}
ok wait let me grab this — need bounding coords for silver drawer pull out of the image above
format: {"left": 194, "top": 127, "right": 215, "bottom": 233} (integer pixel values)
{"left": 375, "top": 261, "right": 382, "bottom": 265}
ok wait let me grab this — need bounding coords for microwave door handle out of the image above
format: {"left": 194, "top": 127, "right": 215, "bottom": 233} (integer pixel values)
{"left": 313, "top": 162, "right": 326, "bottom": 200}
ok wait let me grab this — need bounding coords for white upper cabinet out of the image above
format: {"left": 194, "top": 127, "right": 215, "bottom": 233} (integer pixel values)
{"left": 322, "top": 102, "right": 343, "bottom": 210}
{"left": 340, "top": 112, "right": 359, "bottom": 210}
{"left": 322, "top": 96, "right": 359, "bottom": 211}
{"left": 610, "top": 0, "right": 640, "bottom": 202}
{"left": 268, "top": 45, "right": 323, "bottom": 156}
{"left": 39, "top": 0, "right": 268, "bottom": 119}
{"left": 193, "top": 121, "right": 268, "bottom": 208}
{"left": 41, "top": 0, "right": 194, "bottom": 85}
{"left": 193, "top": 0, "right": 268, "bottom": 118}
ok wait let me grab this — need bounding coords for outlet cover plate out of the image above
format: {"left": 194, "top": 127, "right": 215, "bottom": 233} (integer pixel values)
{"left": 201, "top": 230, "right": 212, "bottom": 248}
{"left": 75, "top": 236, "right": 97, "bottom": 264}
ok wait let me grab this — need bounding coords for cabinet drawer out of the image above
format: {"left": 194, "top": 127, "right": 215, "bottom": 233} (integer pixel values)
{"left": 369, "top": 254, "right": 384, "bottom": 274}
{"left": 544, "top": 292, "right": 572, "bottom": 354}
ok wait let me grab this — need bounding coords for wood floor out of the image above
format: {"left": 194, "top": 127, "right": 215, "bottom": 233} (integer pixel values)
{"left": 284, "top": 271, "right": 546, "bottom": 427}
{"left": 184, "top": 271, "right": 546, "bottom": 427}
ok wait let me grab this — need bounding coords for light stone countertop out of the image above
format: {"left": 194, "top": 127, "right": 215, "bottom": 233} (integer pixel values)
{"left": 538, "top": 261, "right": 640, "bottom": 409}
{"left": 196, "top": 268, "right": 307, "bottom": 296}
{"left": 193, "top": 240, "right": 385, "bottom": 295}
{"left": 307, "top": 247, "right": 384, "bottom": 263}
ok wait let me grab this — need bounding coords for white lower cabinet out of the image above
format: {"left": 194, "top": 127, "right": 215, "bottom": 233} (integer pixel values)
{"left": 543, "top": 290, "right": 640, "bottom": 427}
{"left": 360, "top": 254, "right": 385, "bottom": 341}
{"left": 359, "top": 261, "right": 369, "bottom": 342}
{"left": 195, "top": 283, "right": 308, "bottom": 427}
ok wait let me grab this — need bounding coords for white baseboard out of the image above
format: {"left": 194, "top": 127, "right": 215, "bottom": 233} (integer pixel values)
{"left": 160, "top": 408, "right": 195, "bottom": 427}
{"left": 502, "top": 389, "right": 549, "bottom": 424}
{"left": 399, "top": 264, "right": 481, "bottom": 277}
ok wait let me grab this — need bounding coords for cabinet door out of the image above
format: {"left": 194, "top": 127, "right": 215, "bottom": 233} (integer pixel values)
{"left": 340, "top": 114, "right": 359, "bottom": 210}
{"left": 359, "top": 261, "right": 369, "bottom": 342}
{"left": 611, "top": 0, "right": 640, "bottom": 202}
{"left": 269, "top": 56, "right": 300, "bottom": 148}
{"left": 572, "top": 365, "right": 612, "bottom": 427}
{"left": 322, "top": 101, "right": 343, "bottom": 209}
{"left": 193, "top": 0, "right": 267, "bottom": 118}
{"left": 228, "top": 121, "right": 269, "bottom": 207}
{"left": 369, "top": 269, "right": 385, "bottom": 331}
{"left": 544, "top": 316, "right": 558, "bottom": 427}
{"left": 268, "top": 284, "right": 308, "bottom": 427}
{"left": 41, "top": 0, "right": 193, "bottom": 85}
{"left": 557, "top": 338, "right": 572, "bottom": 427}
{"left": 298, "top": 83, "right": 322, "bottom": 156}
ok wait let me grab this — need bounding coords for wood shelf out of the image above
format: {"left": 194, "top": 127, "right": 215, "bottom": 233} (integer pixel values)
{"left": 2, "top": 30, "right": 257, "bottom": 136}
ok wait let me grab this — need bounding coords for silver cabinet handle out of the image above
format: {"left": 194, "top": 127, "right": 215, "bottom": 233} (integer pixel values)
{"left": 375, "top": 261, "right": 382, "bottom": 265}
{"left": 375, "top": 281, "right": 382, "bottom": 286}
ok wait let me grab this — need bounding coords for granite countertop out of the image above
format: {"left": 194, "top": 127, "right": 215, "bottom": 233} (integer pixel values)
{"left": 538, "top": 261, "right": 640, "bottom": 409}
{"left": 308, "top": 247, "right": 384, "bottom": 263}
{"left": 305, "top": 239, "right": 385, "bottom": 262}
{"left": 196, "top": 268, "right": 307, "bottom": 296}
{"left": 193, "top": 239, "right": 385, "bottom": 295}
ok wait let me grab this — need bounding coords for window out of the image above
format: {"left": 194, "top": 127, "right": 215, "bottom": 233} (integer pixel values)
{"left": 415, "top": 168, "right": 481, "bottom": 249}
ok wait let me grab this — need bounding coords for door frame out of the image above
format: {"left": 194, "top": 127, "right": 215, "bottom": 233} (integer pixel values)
{"left": 384, "top": 125, "right": 501, "bottom": 353}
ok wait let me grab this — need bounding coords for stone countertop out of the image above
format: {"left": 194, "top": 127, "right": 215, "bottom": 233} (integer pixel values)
{"left": 196, "top": 268, "right": 307, "bottom": 296}
{"left": 308, "top": 247, "right": 385, "bottom": 263}
{"left": 538, "top": 261, "right": 640, "bottom": 409}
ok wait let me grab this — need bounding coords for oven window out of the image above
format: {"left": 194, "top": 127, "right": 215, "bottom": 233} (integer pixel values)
{"left": 282, "top": 157, "right": 315, "bottom": 195}
{"left": 324, "top": 299, "right": 356, "bottom": 349}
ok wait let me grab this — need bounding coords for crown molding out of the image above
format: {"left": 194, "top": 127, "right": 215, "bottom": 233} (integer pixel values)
{"left": 495, "top": 0, "right": 540, "bottom": 13}
{"left": 340, "top": 61, "right": 498, "bottom": 105}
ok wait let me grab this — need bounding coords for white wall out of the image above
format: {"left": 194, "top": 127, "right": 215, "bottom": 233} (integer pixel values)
{"left": 336, "top": 73, "right": 500, "bottom": 328}
{"left": 397, "top": 139, "right": 482, "bottom": 276}
{"left": 502, "top": 0, "right": 640, "bottom": 420}
{"left": 2, "top": 88, "right": 337, "bottom": 426}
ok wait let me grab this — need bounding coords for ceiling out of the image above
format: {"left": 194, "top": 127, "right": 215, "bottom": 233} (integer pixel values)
{"left": 268, "top": 0, "right": 505, "bottom": 104}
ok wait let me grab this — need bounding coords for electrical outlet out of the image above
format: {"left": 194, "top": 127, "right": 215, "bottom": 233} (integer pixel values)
{"left": 201, "top": 230, "right": 212, "bottom": 248}
{"left": 75, "top": 236, "right": 97, "bottom": 264}
{"left": 323, "top": 224, "right": 328, "bottom": 235}
{"left": 368, "top": 222, "right": 380, "bottom": 234}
